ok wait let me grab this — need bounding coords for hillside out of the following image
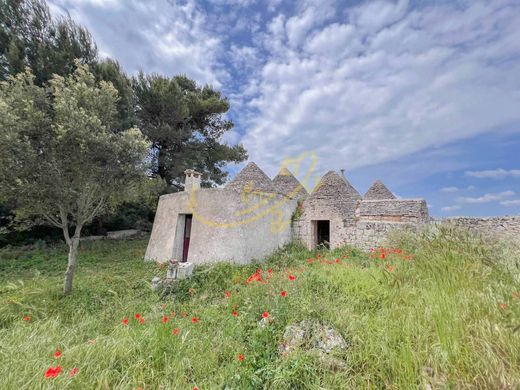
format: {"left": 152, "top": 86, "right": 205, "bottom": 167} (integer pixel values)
{"left": 0, "top": 227, "right": 519, "bottom": 389}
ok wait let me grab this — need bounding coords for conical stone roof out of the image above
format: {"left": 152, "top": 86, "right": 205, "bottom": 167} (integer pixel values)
{"left": 272, "top": 167, "right": 308, "bottom": 199}
{"left": 226, "top": 162, "right": 277, "bottom": 194}
{"left": 310, "top": 171, "right": 361, "bottom": 201}
{"left": 363, "top": 180, "right": 396, "bottom": 200}
{"left": 305, "top": 171, "right": 361, "bottom": 223}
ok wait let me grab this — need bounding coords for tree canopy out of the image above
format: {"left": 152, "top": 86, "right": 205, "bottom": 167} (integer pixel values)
{"left": 0, "top": 62, "right": 149, "bottom": 293}
{"left": 133, "top": 73, "right": 247, "bottom": 189}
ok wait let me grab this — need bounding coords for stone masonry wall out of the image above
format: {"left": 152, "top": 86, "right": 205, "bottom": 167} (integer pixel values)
{"left": 433, "top": 216, "right": 520, "bottom": 239}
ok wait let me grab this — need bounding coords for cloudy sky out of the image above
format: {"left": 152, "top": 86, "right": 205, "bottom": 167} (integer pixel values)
{"left": 48, "top": 0, "right": 520, "bottom": 217}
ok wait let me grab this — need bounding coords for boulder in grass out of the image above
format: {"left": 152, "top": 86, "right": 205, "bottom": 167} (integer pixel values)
{"left": 278, "top": 320, "right": 349, "bottom": 370}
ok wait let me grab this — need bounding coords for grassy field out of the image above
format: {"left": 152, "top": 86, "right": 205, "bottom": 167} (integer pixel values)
{"left": 0, "top": 227, "right": 519, "bottom": 389}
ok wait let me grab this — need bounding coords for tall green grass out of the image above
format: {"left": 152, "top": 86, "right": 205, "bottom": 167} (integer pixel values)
{"left": 0, "top": 227, "right": 518, "bottom": 389}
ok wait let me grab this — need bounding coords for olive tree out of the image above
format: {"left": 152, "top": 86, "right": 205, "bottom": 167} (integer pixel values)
{"left": 0, "top": 62, "right": 149, "bottom": 294}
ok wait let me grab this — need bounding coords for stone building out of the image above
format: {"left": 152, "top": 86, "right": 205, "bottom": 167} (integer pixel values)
{"left": 145, "top": 162, "right": 429, "bottom": 264}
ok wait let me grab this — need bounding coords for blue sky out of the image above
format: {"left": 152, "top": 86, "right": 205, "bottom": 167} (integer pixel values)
{"left": 48, "top": 0, "right": 520, "bottom": 217}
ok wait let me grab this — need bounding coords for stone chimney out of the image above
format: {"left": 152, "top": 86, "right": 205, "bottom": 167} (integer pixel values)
{"left": 184, "top": 169, "right": 202, "bottom": 192}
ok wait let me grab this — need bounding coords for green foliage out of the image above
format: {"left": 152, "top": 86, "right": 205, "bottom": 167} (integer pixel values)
{"left": 0, "top": 228, "right": 518, "bottom": 388}
{"left": 0, "top": 0, "right": 97, "bottom": 84}
{"left": 133, "top": 72, "right": 247, "bottom": 189}
{"left": 0, "top": 63, "right": 149, "bottom": 229}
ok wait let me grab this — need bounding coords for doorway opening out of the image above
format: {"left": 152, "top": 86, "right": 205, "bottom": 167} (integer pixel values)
{"left": 314, "top": 220, "right": 330, "bottom": 249}
{"left": 181, "top": 214, "right": 192, "bottom": 262}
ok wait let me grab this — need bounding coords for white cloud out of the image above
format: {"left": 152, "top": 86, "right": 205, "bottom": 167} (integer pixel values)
{"left": 457, "top": 190, "right": 515, "bottom": 204}
{"left": 237, "top": 0, "right": 520, "bottom": 176}
{"left": 441, "top": 205, "right": 460, "bottom": 212}
{"left": 49, "top": 0, "right": 223, "bottom": 86}
{"left": 465, "top": 168, "right": 520, "bottom": 179}
{"left": 441, "top": 186, "right": 459, "bottom": 193}
{"left": 500, "top": 199, "right": 520, "bottom": 206}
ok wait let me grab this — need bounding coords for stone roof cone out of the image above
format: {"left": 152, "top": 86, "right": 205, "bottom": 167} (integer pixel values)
{"left": 310, "top": 171, "right": 361, "bottom": 200}
{"left": 363, "top": 180, "right": 396, "bottom": 200}
{"left": 273, "top": 167, "right": 308, "bottom": 199}
{"left": 226, "top": 162, "right": 277, "bottom": 194}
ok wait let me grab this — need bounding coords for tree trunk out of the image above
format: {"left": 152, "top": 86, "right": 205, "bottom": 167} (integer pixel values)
{"left": 63, "top": 225, "right": 82, "bottom": 295}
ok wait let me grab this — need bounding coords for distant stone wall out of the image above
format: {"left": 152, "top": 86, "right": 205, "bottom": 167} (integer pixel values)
{"left": 434, "top": 216, "right": 520, "bottom": 239}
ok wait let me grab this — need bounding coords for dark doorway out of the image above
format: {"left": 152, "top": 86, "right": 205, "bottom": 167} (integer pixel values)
{"left": 316, "top": 220, "right": 330, "bottom": 249}
{"left": 182, "top": 214, "right": 192, "bottom": 262}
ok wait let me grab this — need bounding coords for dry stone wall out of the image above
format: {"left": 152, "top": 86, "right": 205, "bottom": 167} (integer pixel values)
{"left": 434, "top": 216, "right": 520, "bottom": 239}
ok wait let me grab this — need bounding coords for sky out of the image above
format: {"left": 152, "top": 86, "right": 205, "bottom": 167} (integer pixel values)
{"left": 48, "top": 0, "right": 520, "bottom": 217}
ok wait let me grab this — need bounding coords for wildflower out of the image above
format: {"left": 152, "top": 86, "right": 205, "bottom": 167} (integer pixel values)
{"left": 335, "top": 258, "right": 340, "bottom": 263}
{"left": 135, "top": 313, "right": 141, "bottom": 319}
{"left": 193, "top": 387, "right": 199, "bottom": 390}
{"left": 162, "top": 315, "right": 169, "bottom": 323}
{"left": 288, "top": 274, "right": 296, "bottom": 281}
{"left": 69, "top": 367, "right": 78, "bottom": 377}
{"left": 23, "top": 316, "right": 30, "bottom": 322}
{"left": 54, "top": 350, "right": 61, "bottom": 359}
{"left": 191, "top": 317, "right": 200, "bottom": 324}
{"left": 238, "top": 354, "right": 245, "bottom": 362}
{"left": 262, "top": 311, "right": 269, "bottom": 318}
{"left": 139, "top": 317, "right": 145, "bottom": 324}
{"left": 172, "top": 328, "right": 180, "bottom": 335}
{"left": 122, "top": 317, "right": 129, "bottom": 326}
{"left": 232, "top": 311, "right": 238, "bottom": 317}
{"left": 280, "top": 291, "right": 287, "bottom": 297}
{"left": 44, "top": 365, "right": 62, "bottom": 379}
{"left": 499, "top": 303, "right": 508, "bottom": 309}
{"left": 225, "top": 291, "right": 231, "bottom": 298}
{"left": 246, "top": 270, "right": 263, "bottom": 285}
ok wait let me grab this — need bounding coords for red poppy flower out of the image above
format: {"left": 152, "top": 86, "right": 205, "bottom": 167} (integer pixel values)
{"left": 225, "top": 291, "right": 231, "bottom": 298}
{"left": 122, "top": 317, "right": 129, "bottom": 326}
{"left": 23, "top": 316, "right": 30, "bottom": 322}
{"left": 139, "top": 317, "right": 145, "bottom": 324}
{"left": 288, "top": 274, "right": 296, "bottom": 281}
{"left": 262, "top": 311, "right": 269, "bottom": 318}
{"left": 335, "top": 258, "right": 340, "bottom": 264}
{"left": 54, "top": 350, "right": 61, "bottom": 359}
{"left": 135, "top": 313, "right": 141, "bottom": 319}
{"left": 191, "top": 317, "right": 199, "bottom": 324}
{"left": 232, "top": 311, "right": 238, "bottom": 317}
{"left": 193, "top": 387, "right": 199, "bottom": 390}
{"left": 238, "top": 354, "right": 245, "bottom": 362}
{"left": 380, "top": 253, "right": 386, "bottom": 260}
{"left": 44, "top": 365, "right": 62, "bottom": 379}
{"left": 69, "top": 367, "right": 78, "bottom": 377}
{"left": 280, "top": 290, "right": 287, "bottom": 297}
{"left": 162, "top": 315, "right": 169, "bottom": 323}
{"left": 172, "top": 328, "right": 180, "bottom": 335}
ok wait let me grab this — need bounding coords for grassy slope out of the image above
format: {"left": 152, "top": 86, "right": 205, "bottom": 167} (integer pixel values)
{"left": 0, "top": 228, "right": 519, "bottom": 389}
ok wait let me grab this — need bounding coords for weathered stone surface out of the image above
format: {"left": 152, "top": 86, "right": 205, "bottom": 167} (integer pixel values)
{"left": 225, "top": 162, "right": 278, "bottom": 194}
{"left": 433, "top": 216, "right": 520, "bottom": 239}
{"left": 278, "top": 320, "right": 349, "bottom": 359}
{"left": 363, "top": 180, "right": 396, "bottom": 200}
{"left": 272, "top": 167, "right": 308, "bottom": 199}
{"left": 151, "top": 276, "right": 162, "bottom": 291}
